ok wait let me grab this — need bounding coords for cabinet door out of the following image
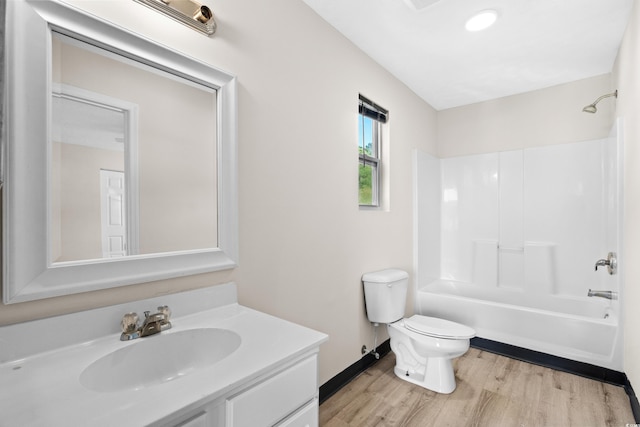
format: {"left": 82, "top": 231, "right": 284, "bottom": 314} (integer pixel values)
{"left": 226, "top": 355, "right": 318, "bottom": 427}
{"left": 276, "top": 399, "right": 318, "bottom": 427}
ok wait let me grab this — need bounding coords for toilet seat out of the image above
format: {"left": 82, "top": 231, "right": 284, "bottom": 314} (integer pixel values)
{"left": 404, "top": 315, "right": 475, "bottom": 339}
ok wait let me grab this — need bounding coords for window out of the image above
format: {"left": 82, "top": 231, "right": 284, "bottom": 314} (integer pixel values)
{"left": 358, "top": 95, "right": 387, "bottom": 207}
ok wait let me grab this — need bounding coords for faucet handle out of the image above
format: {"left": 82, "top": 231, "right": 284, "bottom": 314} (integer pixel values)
{"left": 158, "top": 305, "right": 171, "bottom": 321}
{"left": 121, "top": 312, "right": 139, "bottom": 334}
{"left": 595, "top": 252, "right": 617, "bottom": 275}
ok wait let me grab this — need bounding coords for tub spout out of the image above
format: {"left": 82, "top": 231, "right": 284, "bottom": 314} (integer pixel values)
{"left": 587, "top": 289, "right": 618, "bottom": 300}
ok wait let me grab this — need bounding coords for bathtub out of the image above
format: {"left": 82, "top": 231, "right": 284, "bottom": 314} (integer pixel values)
{"left": 417, "top": 279, "right": 622, "bottom": 370}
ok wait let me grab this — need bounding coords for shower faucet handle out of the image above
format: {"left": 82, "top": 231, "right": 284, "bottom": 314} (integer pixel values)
{"left": 594, "top": 252, "right": 617, "bottom": 275}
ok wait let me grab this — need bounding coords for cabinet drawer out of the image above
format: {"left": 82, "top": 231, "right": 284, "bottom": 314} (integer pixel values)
{"left": 226, "top": 355, "right": 318, "bottom": 427}
{"left": 276, "top": 398, "right": 318, "bottom": 427}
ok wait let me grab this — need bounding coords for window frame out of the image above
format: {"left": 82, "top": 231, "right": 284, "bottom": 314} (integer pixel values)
{"left": 358, "top": 95, "right": 387, "bottom": 208}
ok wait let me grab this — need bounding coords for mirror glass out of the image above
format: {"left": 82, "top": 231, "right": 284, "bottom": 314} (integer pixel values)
{"left": 51, "top": 33, "right": 217, "bottom": 263}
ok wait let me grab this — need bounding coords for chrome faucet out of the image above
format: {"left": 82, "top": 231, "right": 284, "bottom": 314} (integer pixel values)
{"left": 120, "top": 305, "right": 172, "bottom": 341}
{"left": 139, "top": 311, "right": 169, "bottom": 337}
{"left": 594, "top": 252, "right": 617, "bottom": 275}
{"left": 587, "top": 289, "right": 618, "bottom": 300}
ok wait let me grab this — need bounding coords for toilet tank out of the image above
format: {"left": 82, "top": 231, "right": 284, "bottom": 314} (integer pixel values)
{"left": 362, "top": 269, "right": 409, "bottom": 324}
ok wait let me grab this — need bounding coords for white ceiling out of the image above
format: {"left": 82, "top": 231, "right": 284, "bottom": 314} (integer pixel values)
{"left": 302, "top": 0, "right": 634, "bottom": 110}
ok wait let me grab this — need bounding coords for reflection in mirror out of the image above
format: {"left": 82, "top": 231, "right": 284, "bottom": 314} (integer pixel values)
{"left": 51, "top": 33, "right": 218, "bottom": 264}
{"left": 52, "top": 90, "right": 129, "bottom": 262}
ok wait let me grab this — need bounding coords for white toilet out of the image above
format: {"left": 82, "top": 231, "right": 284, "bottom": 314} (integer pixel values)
{"left": 362, "top": 269, "right": 475, "bottom": 394}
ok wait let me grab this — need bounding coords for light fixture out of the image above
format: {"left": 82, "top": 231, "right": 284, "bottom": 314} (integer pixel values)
{"left": 133, "top": 0, "right": 216, "bottom": 36}
{"left": 465, "top": 10, "right": 498, "bottom": 32}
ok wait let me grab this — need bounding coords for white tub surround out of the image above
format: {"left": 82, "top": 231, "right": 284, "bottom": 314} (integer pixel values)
{"left": 414, "top": 121, "right": 624, "bottom": 371}
{"left": 433, "top": 136, "right": 620, "bottom": 295}
{"left": 0, "top": 283, "right": 328, "bottom": 427}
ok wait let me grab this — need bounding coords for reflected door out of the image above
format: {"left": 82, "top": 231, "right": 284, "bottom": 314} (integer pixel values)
{"left": 101, "top": 170, "right": 127, "bottom": 258}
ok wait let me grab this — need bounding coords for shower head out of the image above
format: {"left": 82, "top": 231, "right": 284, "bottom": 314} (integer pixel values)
{"left": 582, "top": 90, "right": 618, "bottom": 113}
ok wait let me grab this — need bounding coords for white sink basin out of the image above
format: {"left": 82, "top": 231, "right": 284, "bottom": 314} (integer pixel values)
{"left": 80, "top": 328, "right": 241, "bottom": 392}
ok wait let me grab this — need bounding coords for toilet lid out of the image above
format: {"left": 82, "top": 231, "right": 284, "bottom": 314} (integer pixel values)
{"left": 404, "top": 315, "right": 475, "bottom": 339}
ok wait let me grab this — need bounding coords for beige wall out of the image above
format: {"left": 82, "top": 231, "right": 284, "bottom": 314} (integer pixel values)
{"left": 435, "top": 76, "right": 617, "bottom": 299}
{"left": 438, "top": 74, "right": 614, "bottom": 157}
{"left": 0, "top": 0, "right": 437, "bottom": 385}
{"left": 613, "top": 0, "right": 640, "bottom": 393}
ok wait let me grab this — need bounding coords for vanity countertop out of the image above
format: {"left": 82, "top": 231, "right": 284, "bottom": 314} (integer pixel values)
{"left": 0, "top": 303, "right": 328, "bottom": 426}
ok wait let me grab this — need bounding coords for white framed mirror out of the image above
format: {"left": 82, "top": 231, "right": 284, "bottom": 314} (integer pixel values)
{"left": 2, "top": 0, "right": 238, "bottom": 303}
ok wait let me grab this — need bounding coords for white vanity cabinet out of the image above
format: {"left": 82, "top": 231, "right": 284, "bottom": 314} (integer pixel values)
{"left": 0, "top": 285, "right": 328, "bottom": 427}
{"left": 161, "top": 353, "right": 320, "bottom": 427}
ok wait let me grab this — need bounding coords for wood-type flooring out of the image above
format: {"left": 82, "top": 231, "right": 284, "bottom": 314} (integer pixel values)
{"left": 320, "top": 348, "right": 635, "bottom": 427}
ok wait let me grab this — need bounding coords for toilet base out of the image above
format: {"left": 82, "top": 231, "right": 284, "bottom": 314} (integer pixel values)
{"left": 392, "top": 357, "right": 457, "bottom": 394}
{"left": 388, "top": 320, "right": 471, "bottom": 394}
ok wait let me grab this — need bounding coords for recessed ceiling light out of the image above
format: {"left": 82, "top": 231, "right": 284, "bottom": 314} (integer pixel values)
{"left": 465, "top": 10, "right": 498, "bottom": 32}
